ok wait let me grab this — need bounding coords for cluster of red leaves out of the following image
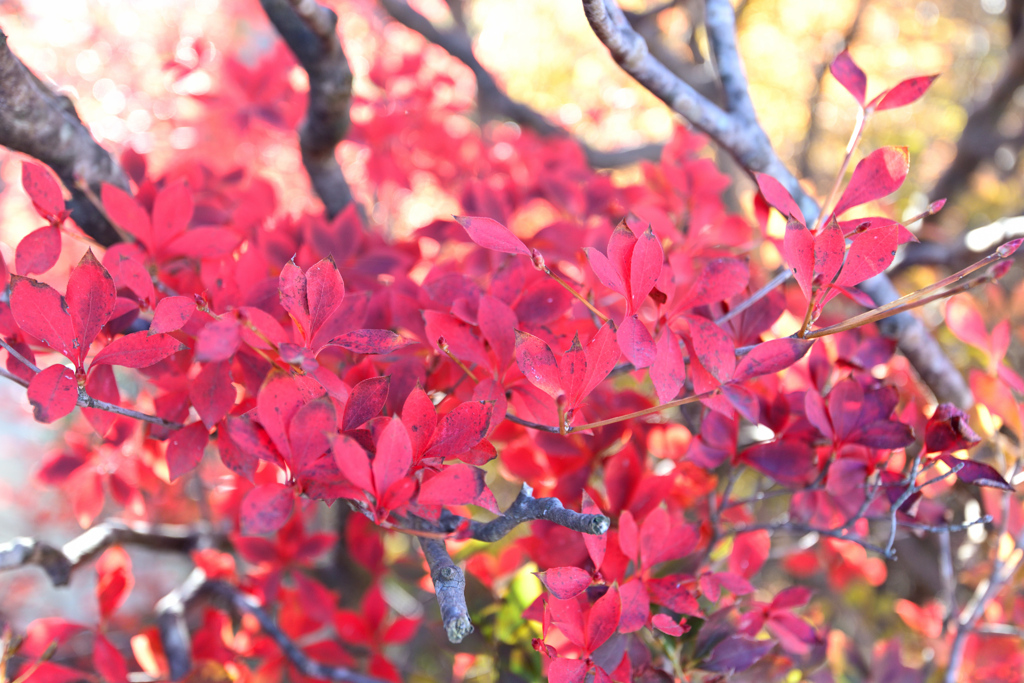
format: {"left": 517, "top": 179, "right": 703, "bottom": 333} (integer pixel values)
{"left": 3, "top": 25, "right": 1022, "bottom": 683}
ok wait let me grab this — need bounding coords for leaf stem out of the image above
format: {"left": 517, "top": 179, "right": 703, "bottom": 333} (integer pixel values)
{"left": 569, "top": 390, "right": 714, "bottom": 432}
{"left": 0, "top": 337, "right": 41, "bottom": 373}
{"left": 437, "top": 337, "right": 478, "bottom": 381}
{"left": 544, "top": 266, "right": 609, "bottom": 323}
{"left": 813, "top": 107, "right": 869, "bottom": 233}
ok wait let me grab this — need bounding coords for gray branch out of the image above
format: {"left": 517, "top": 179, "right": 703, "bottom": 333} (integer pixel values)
{"left": 581, "top": 0, "right": 973, "bottom": 408}
{"left": 261, "top": 0, "right": 356, "bottom": 217}
{"left": 420, "top": 538, "right": 473, "bottom": 644}
{"left": 0, "top": 29, "right": 129, "bottom": 245}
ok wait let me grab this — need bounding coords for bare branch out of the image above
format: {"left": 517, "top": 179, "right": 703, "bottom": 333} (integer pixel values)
{"left": 379, "top": 0, "right": 662, "bottom": 168}
{"left": 261, "top": 0, "right": 356, "bottom": 217}
{"left": 0, "top": 29, "right": 129, "bottom": 245}
{"left": 420, "top": 538, "right": 473, "bottom": 644}
{"left": 0, "top": 520, "right": 210, "bottom": 586}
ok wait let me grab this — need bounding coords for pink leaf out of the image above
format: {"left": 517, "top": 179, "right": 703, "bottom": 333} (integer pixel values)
{"left": 10, "top": 275, "right": 77, "bottom": 361}
{"left": 150, "top": 296, "right": 196, "bottom": 335}
{"left": 581, "top": 321, "right": 620, "bottom": 399}
{"left": 755, "top": 174, "right": 805, "bottom": 224}
{"left": 685, "top": 258, "right": 750, "bottom": 308}
{"left": 944, "top": 296, "right": 989, "bottom": 352}
{"left": 874, "top": 75, "right": 938, "bottom": 111}
{"left": 373, "top": 418, "right": 413, "bottom": 495}
{"left": 477, "top": 294, "right": 518, "bottom": 372}
{"left": 834, "top": 225, "right": 898, "bottom": 288}
{"left": 834, "top": 146, "right": 909, "bottom": 216}
{"left": 306, "top": 256, "right": 346, "bottom": 342}
{"left": 650, "top": 329, "right": 685, "bottom": 403}
{"left": 586, "top": 584, "right": 621, "bottom": 652}
{"left": 585, "top": 247, "right": 627, "bottom": 297}
{"left": 607, "top": 221, "right": 638, "bottom": 289}
{"left": 27, "top": 365, "right": 78, "bottom": 423}
{"left": 22, "top": 162, "right": 65, "bottom": 222}
{"left": 830, "top": 49, "right": 867, "bottom": 105}
{"left": 938, "top": 454, "right": 1014, "bottom": 491}
{"left": 93, "top": 633, "right": 129, "bottom": 683}
{"left": 279, "top": 258, "right": 310, "bottom": 340}
{"left": 628, "top": 225, "right": 664, "bottom": 314}
{"left": 418, "top": 463, "right": 488, "bottom": 506}
{"left": 401, "top": 386, "right": 437, "bottom": 458}
{"left": 514, "top": 330, "right": 562, "bottom": 398}
{"left": 687, "top": 316, "right": 735, "bottom": 383}
{"left": 783, "top": 218, "right": 815, "bottom": 301}
{"left": 101, "top": 184, "right": 152, "bottom": 251}
{"left": 549, "top": 658, "right": 588, "bottom": 683}
{"left": 166, "top": 422, "right": 209, "bottom": 481}
{"left": 538, "top": 566, "right": 592, "bottom": 600}
{"left": 257, "top": 371, "right": 323, "bottom": 463}
{"left": 733, "top": 339, "right": 814, "bottom": 382}
{"left": 330, "top": 329, "right": 412, "bottom": 355}
{"left": 92, "top": 331, "right": 187, "bottom": 368}
{"left": 581, "top": 491, "right": 607, "bottom": 570}
{"left": 240, "top": 483, "right": 294, "bottom": 535}
{"left": 652, "top": 613, "right": 684, "bottom": 637}
{"left": 617, "top": 314, "right": 656, "bottom": 370}
{"left": 560, "top": 334, "right": 588, "bottom": 409}
{"left": 332, "top": 435, "right": 374, "bottom": 495}
{"left": 15, "top": 225, "right": 61, "bottom": 276}
{"left": 190, "top": 361, "right": 235, "bottom": 428}
{"left": 424, "top": 401, "right": 492, "bottom": 459}
{"left": 455, "top": 216, "right": 530, "bottom": 256}
{"left": 729, "top": 530, "right": 770, "bottom": 579}
{"left": 151, "top": 180, "right": 192, "bottom": 246}
{"left": 289, "top": 397, "right": 337, "bottom": 475}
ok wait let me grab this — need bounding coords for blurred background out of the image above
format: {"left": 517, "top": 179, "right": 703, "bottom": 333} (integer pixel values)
{"left": 1, "top": 0, "right": 1022, "bottom": 664}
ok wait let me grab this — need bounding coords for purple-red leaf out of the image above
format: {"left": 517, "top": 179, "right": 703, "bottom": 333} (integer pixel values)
{"left": 401, "top": 386, "right": 437, "bottom": 458}
{"left": 306, "top": 256, "right": 345, "bottom": 342}
{"left": 15, "top": 226, "right": 61, "bottom": 276}
{"left": 685, "top": 258, "right": 749, "bottom": 308}
{"left": 424, "top": 401, "right": 492, "bottom": 460}
{"left": 586, "top": 584, "right": 621, "bottom": 652}
{"left": 687, "top": 316, "right": 735, "bottom": 384}
{"left": 22, "top": 162, "right": 65, "bottom": 222}
{"left": 830, "top": 49, "right": 867, "bottom": 105}
{"left": 581, "top": 321, "right": 620, "bottom": 399}
{"left": 834, "top": 225, "right": 898, "bottom": 288}
{"left": 560, "top": 334, "right": 587, "bottom": 409}
{"left": 538, "top": 567, "right": 591, "bottom": 600}
{"left": 330, "top": 329, "right": 412, "bottom": 355}
{"left": 151, "top": 180, "right": 192, "bottom": 246}
{"left": 418, "top": 463, "right": 488, "bottom": 507}
{"left": 289, "top": 397, "right": 337, "bottom": 475}
{"left": 617, "top": 315, "right": 656, "bottom": 370}
{"left": 629, "top": 226, "right": 663, "bottom": 314}
{"left": 926, "top": 403, "right": 982, "bottom": 453}
{"left": 66, "top": 250, "right": 117, "bottom": 366}
{"left": 10, "top": 276, "right": 77, "bottom": 361}
{"left": 585, "top": 247, "right": 627, "bottom": 297}
{"left": 874, "top": 75, "right": 938, "bottom": 111}
{"left": 190, "top": 361, "right": 235, "bottom": 429}
{"left": 150, "top": 296, "right": 196, "bottom": 335}
{"left": 343, "top": 376, "right": 390, "bottom": 430}
{"left": 650, "top": 329, "right": 685, "bottom": 403}
{"left": 373, "top": 418, "right": 413, "bottom": 496}
{"left": 27, "top": 364, "right": 78, "bottom": 423}
{"left": 733, "top": 339, "right": 814, "bottom": 382}
{"left": 834, "top": 146, "right": 909, "bottom": 216}
{"left": 783, "top": 218, "right": 815, "bottom": 301}
{"left": 102, "top": 184, "right": 152, "bottom": 251}
{"left": 939, "top": 454, "right": 1014, "bottom": 491}
{"left": 455, "top": 216, "right": 530, "bottom": 256}
{"left": 755, "top": 173, "right": 805, "bottom": 225}
{"left": 514, "top": 330, "right": 562, "bottom": 398}
{"left": 240, "top": 483, "right": 294, "bottom": 535}
{"left": 279, "top": 258, "right": 310, "bottom": 339}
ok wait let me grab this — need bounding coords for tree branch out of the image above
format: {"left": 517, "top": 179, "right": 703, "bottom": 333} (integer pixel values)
{"left": 581, "top": 0, "right": 974, "bottom": 409}
{"left": 379, "top": 0, "right": 662, "bottom": 168}
{"left": 0, "top": 29, "right": 129, "bottom": 245}
{"left": 261, "top": 0, "right": 357, "bottom": 217}
{"left": 419, "top": 538, "right": 473, "bottom": 644}
{"left": 0, "top": 520, "right": 210, "bottom": 586}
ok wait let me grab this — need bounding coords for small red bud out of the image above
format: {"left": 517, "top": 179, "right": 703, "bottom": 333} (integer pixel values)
{"left": 997, "top": 237, "right": 1023, "bottom": 258}
{"left": 929, "top": 198, "right": 947, "bottom": 213}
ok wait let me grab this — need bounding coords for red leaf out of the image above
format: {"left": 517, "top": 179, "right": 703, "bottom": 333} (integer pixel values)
{"left": 15, "top": 225, "right": 61, "bottom": 275}
{"left": 814, "top": 217, "right": 846, "bottom": 290}
{"left": 514, "top": 330, "right": 562, "bottom": 398}
{"left": 549, "top": 658, "right": 588, "bottom": 683}
{"left": 66, "top": 250, "right": 116, "bottom": 366}
{"left": 424, "top": 401, "right": 492, "bottom": 459}
{"left": 834, "top": 225, "right": 898, "bottom": 288}
{"left": 289, "top": 397, "right": 337, "bottom": 475}
{"left": 581, "top": 321, "right": 620, "bottom": 399}
{"left": 218, "top": 421, "right": 259, "bottom": 482}
{"left": 166, "top": 422, "right": 209, "bottom": 481}
{"left": 743, "top": 439, "right": 816, "bottom": 487}
{"left": 618, "top": 578, "right": 650, "bottom": 632}
{"left": 151, "top": 180, "right": 192, "bottom": 246}
{"left": 455, "top": 216, "right": 530, "bottom": 256}
{"left": 925, "top": 403, "right": 981, "bottom": 453}
{"left": 617, "top": 314, "right": 656, "bottom": 370}
{"left": 652, "top": 613, "right": 684, "bottom": 637}
{"left": 478, "top": 294, "right": 518, "bottom": 371}
{"left": 729, "top": 530, "right": 770, "bottom": 579}
{"left": 151, "top": 296, "right": 196, "bottom": 335}
{"left": 687, "top": 316, "right": 735, "bottom": 383}
{"left": 418, "top": 463, "right": 488, "bottom": 506}
{"left": 619, "top": 510, "right": 638, "bottom": 562}
{"left": 240, "top": 483, "right": 295, "bottom": 535}
{"left": 538, "top": 566, "right": 591, "bottom": 599}
{"left": 685, "top": 258, "right": 749, "bottom": 308}
{"left": 257, "top": 372, "right": 321, "bottom": 462}
{"left": 874, "top": 75, "right": 938, "bottom": 111}
{"left": 733, "top": 339, "right": 814, "bottom": 382}
{"left": 560, "top": 334, "right": 587, "bottom": 408}
{"left": 333, "top": 434, "right": 374, "bottom": 495}
{"left": 330, "top": 329, "right": 412, "bottom": 355}
{"left": 402, "top": 386, "right": 437, "bottom": 457}
{"left": 22, "top": 162, "right": 65, "bottom": 222}
{"left": 163, "top": 228, "right": 241, "bottom": 259}
{"left": 195, "top": 317, "right": 241, "bottom": 362}
{"left": 944, "top": 296, "right": 989, "bottom": 352}
{"left": 93, "top": 633, "right": 129, "bottom": 683}
{"left": 830, "top": 49, "right": 867, "bottom": 105}
{"left": 834, "top": 146, "right": 909, "bottom": 216}
{"left": 10, "top": 275, "right": 77, "bottom": 360}
{"left": 96, "top": 547, "right": 133, "bottom": 620}
{"left": 607, "top": 221, "right": 638, "bottom": 289}
{"left": 651, "top": 329, "right": 685, "bottom": 403}
{"left": 102, "top": 184, "right": 152, "bottom": 251}
{"left": 92, "top": 331, "right": 187, "bottom": 368}
{"left": 782, "top": 217, "right": 815, "bottom": 301}
{"left": 581, "top": 491, "right": 607, "bottom": 570}
{"left": 585, "top": 247, "right": 627, "bottom": 297}
{"left": 343, "top": 375, "right": 390, "bottom": 430}
{"left": 82, "top": 365, "right": 119, "bottom": 436}
{"left": 279, "top": 258, "right": 310, "bottom": 340}
{"left": 423, "top": 311, "right": 490, "bottom": 369}
{"left": 115, "top": 256, "right": 155, "bottom": 306}
{"left": 938, "top": 454, "right": 1014, "bottom": 491}
{"left": 755, "top": 173, "right": 805, "bottom": 224}
{"left": 586, "top": 584, "right": 621, "bottom": 652}
{"left": 628, "top": 225, "right": 663, "bottom": 314}
{"left": 27, "top": 365, "right": 78, "bottom": 423}
{"left": 306, "top": 256, "right": 346, "bottom": 342}
{"left": 373, "top": 418, "right": 412, "bottom": 495}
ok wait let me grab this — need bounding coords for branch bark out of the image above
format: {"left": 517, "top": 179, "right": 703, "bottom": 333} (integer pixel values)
{"left": 581, "top": 0, "right": 973, "bottom": 408}
{"left": 261, "top": 0, "right": 357, "bottom": 218}
{"left": 419, "top": 538, "right": 473, "bottom": 644}
{"left": 0, "top": 29, "right": 128, "bottom": 245}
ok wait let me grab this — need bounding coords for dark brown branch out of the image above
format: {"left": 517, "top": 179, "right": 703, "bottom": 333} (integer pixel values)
{"left": 0, "top": 29, "right": 128, "bottom": 245}
{"left": 157, "top": 571, "right": 388, "bottom": 683}
{"left": 420, "top": 538, "right": 473, "bottom": 644}
{"left": 581, "top": 0, "right": 973, "bottom": 409}
{"left": 0, "top": 520, "right": 209, "bottom": 586}
{"left": 261, "top": 0, "right": 356, "bottom": 217}
{"left": 379, "top": 0, "right": 662, "bottom": 168}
